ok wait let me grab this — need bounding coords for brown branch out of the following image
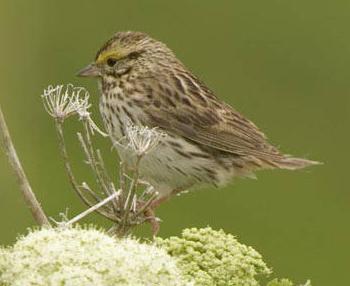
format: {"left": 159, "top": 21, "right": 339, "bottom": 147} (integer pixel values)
{"left": 0, "top": 104, "right": 50, "bottom": 226}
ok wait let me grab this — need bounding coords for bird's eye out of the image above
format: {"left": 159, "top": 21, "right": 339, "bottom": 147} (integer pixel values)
{"left": 107, "top": 58, "right": 117, "bottom": 67}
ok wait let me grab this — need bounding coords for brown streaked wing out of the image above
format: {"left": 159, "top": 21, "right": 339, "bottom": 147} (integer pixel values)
{"left": 143, "top": 76, "right": 283, "bottom": 161}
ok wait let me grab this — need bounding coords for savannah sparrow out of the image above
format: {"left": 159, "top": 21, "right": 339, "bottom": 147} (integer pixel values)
{"left": 78, "top": 31, "right": 318, "bottom": 207}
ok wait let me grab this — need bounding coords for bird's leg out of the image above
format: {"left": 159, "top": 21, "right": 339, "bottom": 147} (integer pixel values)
{"left": 136, "top": 199, "right": 161, "bottom": 237}
{"left": 143, "top": 207, "right": 160, "bottom": 237}
{"left": 138, "top": 194, "right": 172, "bottom": 237}
{"left": 141, "top": 185, "right": 194, "bottom": 237}
{"left": 144, "top": 190, "right": 181, "bottom": 236}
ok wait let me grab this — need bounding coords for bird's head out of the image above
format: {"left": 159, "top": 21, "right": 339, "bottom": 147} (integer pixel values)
{"left": 77, "top": 31, "right": 176, "bottom": 79}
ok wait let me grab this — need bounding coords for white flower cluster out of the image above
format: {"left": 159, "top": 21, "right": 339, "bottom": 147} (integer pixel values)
{"left": 124, "top": 124, "right": 166, "bottom": 156}
{"left": 0, "top": 227, "right": 192, "bottom": 286}
{"left": 41, "top": 84, "right": 90, "bottom": 120}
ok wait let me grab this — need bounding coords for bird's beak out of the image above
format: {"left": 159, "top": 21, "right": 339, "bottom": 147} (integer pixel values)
{"left": 76, "top": 63, "right": 101, "bottom": 77}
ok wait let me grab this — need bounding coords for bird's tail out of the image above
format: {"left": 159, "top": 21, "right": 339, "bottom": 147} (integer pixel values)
{"left": 272, "top": 156, "right": 322, "bottom": 170}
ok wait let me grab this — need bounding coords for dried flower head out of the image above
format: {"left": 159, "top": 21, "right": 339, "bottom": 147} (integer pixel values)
{"left": 116, "top": 123, "right": 166, "bottom": 157}
{"left": 41, "top": 84, "right": 90, "bottom": 120}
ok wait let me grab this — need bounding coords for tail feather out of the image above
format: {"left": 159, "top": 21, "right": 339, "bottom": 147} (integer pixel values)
{"left": 273, "top": 156, "right": 322, "bottom": 170}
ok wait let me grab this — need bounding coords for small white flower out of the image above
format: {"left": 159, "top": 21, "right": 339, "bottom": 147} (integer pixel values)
{"left": 119, "top": 124, "right": 166, "bottom": 156}
{"left": 41, "top": 84, "right": 90, "bottom": 120}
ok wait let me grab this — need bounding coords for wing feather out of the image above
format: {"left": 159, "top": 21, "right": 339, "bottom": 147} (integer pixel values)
{"left": 141, "top": 72, "right": 318, "bottom": 170}
{"left": 142, "top": 74, "right": 282, "bottom": 162}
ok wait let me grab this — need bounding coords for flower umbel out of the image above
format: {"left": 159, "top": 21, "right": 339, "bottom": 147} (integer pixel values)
{"left": 0, "top": 227, "right": 193, "bottom": 286}
{"left": 117, "top": 123, "right": 166, "bottom": 156}
{"left": 41, "top": 84, "right": 90, "bottom": 120}
{"left": 157, "top": 227, "right": 271, "bottom": 286}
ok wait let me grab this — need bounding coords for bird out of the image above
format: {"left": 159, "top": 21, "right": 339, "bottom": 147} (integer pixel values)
{"left": 78, "top": 31, "right": 319, "bottom": 228}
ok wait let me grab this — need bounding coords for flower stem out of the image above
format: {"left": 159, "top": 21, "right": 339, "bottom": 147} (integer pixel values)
{"left": 54, "top": 118, "right": 115, "bottom": 221}
{"left": 0, "top": 104, "right": 50, "bottom": 226}
{"left": 63, "top": 192, "right": 120, "bottom": 226}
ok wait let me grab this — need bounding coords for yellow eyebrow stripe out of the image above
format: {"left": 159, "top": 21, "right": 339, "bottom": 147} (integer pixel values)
{"left": 96, "top": 50, "right": 125, "bottom": 64}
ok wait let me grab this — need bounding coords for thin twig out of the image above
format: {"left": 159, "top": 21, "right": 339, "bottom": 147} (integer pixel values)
{"left": 0, "top": 105, "right": 50, "bottom": 226}
{"left": 96, "top": 149, "right": 115, "bottom": 192}
{"left": 118, "top": 161, "right": 127, "bottom": 211}
{"left": 77, "top": 129, "right": 118, "bottom": 214}
{"left": 63, "top": 191, "right": 120, "bottom": 226}
{"left": 55, "top": 119, "right": 83, "bottom": 198}
{"left": 79, "top": 183, "right": 119, "bottom": 222}
{"left": 80, "top": 182, "right": 102, "bottom": 202}
{"left": 81, "top": 121, "right": 113, "bottom": 197}
{"left": 118, "top": 156, "right": 142, "bottom": 234}
{"left": 54, "top": 119, "right": 113, "bottom": 220}
{"left": 96, "top": 149, "right": 119, "bottom": 211}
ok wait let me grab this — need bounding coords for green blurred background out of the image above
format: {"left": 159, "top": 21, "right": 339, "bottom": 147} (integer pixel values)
{"left": 0, "top": 1, "right": 349, "bottom": 285}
